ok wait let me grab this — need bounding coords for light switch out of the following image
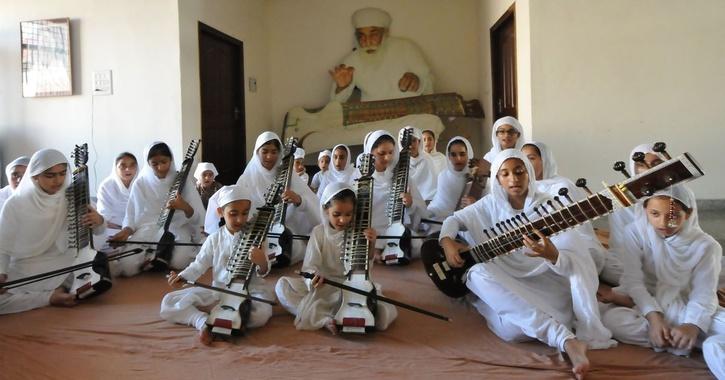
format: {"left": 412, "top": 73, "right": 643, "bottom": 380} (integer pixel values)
{"left": 93, "top": 70, "right": 113, "bottom": 96}
{"left": 249, "top": 77, "right": 257, "bottom": 93}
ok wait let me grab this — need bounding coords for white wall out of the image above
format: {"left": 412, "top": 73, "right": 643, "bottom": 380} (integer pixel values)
{"left": 0, "top": 0, "right": 182, "bottom": 192}
{"left": 266, "top": 0, "right": 482, "bottom": 135}
{"left": 527, "top": 0, "right": 725, "bottom": 199}
{"left": 178, "top": 0, "right": 271, "bottom": 160}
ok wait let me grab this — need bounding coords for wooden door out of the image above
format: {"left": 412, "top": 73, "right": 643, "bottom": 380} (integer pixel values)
{"left": 490, "top": 5, "right": 518, "bottom": 119}
{"left": 199, "top": 22, "right": 245, "bottom": 185}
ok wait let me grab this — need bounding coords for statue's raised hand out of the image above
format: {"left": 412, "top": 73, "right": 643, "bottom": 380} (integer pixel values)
{"left": 329, "top": 64, "right": 355, "bottom": 93}
{"left": 398, "top": 72, "right": 420, "bottom": 92}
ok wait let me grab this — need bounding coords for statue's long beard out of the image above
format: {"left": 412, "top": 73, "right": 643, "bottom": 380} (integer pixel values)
{"left": 358, "top": 38, "right": 388, "bottom": 68}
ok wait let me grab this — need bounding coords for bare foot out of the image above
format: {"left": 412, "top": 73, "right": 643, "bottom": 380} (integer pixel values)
{"left": 325, "top": 318, "right": 338, "bottom": 336}
{"left": 199, "top": 326, "right": 213, "bottom": 346}
{"left": 49, "top": 287, "right": 77, "bottom": 307}
{"left": 564, "top": 338, "right": 590, "bottom": 380}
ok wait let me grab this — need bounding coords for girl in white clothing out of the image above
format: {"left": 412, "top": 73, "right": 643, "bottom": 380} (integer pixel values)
{"left": 96, "top": 152, "right": 138, "bottom": 252}
{"left": 275, "top": 182, "right": 397, "bottom": 334}
{"left": 365, "top": 130, "right": 427, "bottom": 262}
{"left": 440, "top": 149, "right": 616, "bottom": 380}
{"left": 317, "top": 144, "right": 356, "bottom": 197}
{"left": 0, "top": 149, "right": 104, "bottom": 314}
{"left": 162, "top": 185, "right": 271, "bottom": 345}
{"left": 427, "top": 136, "right": 476, "bottom": 222}
{"left": 110, "top": 142, "right": 205, "bottom": 276}
{"left": 234, "top": 132, "right": 321, "bottom": 265}
{"left": 398, "top": 126, "right": 437, "bottom": 202}
{"left": 310, "top": 150, "right": 331, "bottom": 193}
{"left": 0, "top": 156, "right": 30, "bottom": 211}
{"left": 422, "top": 129, "right": 446, "bottom": 177}
{"left": 482, "top": 116, "right": 525, "bottom": 163}
{"left": 601, "top": 186, "right": 724, "bottom": 379}
{"left": 293, "top": 148, "right": 310, "bottom": 185}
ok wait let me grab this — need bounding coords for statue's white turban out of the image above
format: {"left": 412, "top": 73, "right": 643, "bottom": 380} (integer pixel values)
{"left": 352, "top": 7, "right": 391, "bottom": 29}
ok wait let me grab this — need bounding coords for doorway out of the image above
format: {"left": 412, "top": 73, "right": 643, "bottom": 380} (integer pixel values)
{"left": 490, "top": 5, "right": 518, "bottom": 120}
{"left": 198, "top": 22, "right": 245, "bottom": 185}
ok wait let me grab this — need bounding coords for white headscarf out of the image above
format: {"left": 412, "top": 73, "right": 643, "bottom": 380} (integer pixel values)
{"left": 97, "top": 152, "right": 138, "bottom": 227}
{"left": 364, "top": 130, "right": 399, "bottom": 170}
{"left": 4, "top": 156, "right": 30, "bottom": 184}
{"left": 523, "top": 141, "right": 571, "bottom": 197}
{"left": 319, "top": 181, "right": 355, "bottom": 226}
{"left": 123, "top": 142, "right": 178, "bottom": 230}
{"left": 318, "top": 144, "right": 356, "bottom": 196}
{"left": 483, "top": 116, "right": 525, "bottom": 162}
{"left": 193, "top": 162, "right": 219, "bottom": 182}
{"left": 0, "top": 149, "right": 70, "bottom": 258}
{"left": 427, "top": 136, "right": 473, "bottom": 218}
{"left": 236, "top": 131, "right": 283, "bottom": 209}
{"left": 294, "top": 148, "right": 306, "bottom": 161}
{"left": 352, "top": 7, "right": 391, "bottom": 29}
{"left": 318, "top": 150, "right": 331, "bottom": 161}
{"left": 629, "top": 185, "right": 718, "bottom": 317}
{"left": 203, "top": 184, "right": 254, "bottom": 235}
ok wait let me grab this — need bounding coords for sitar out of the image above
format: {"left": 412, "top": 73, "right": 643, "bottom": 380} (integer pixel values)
{"left": 283, "top": 93, "right": 484, "bottom": 153}
{"left": 264, "top": 137, "right": 297, "bottom": 268}
{"left": 334, "top": 153, "right": 378, "bottom": 333}
{"left": 421, "top": 148, "right": 704, "bottom": 298}
{"left": 381, "top": 127, "right": 413, "bottom": 265}
{"left": 67, "top": 144, "right": 113, "bottom": 300}
{"left": 145, "top": 140, "right": 200, "bottom": 271}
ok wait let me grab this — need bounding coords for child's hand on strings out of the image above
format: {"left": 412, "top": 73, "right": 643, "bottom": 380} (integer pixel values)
{"left": 522, "top": 229, "right": 559, "bottom": 263}
{"left": 167, "top": 271, "right": 185, "bottom": 289}
{"left": 281, "top": 189, "right": 302, "bottom": 206}
{"left": 363, "top": 228, "right": 377, "bottom": 244}
{"left": 401, "top": 189, "right": 413, "bottom": 208}
{"left": 441, "top": 237, "right": 469, "bottom": 268}
{"left": 669, "top": 323, "right": 700, "bottom": 350}
{"left": 108, "top": 227, "right": 133, "bottom": 247}
{"left": 82, "top": 205, "right": 104, "bottom": 228}
{"left": 249, "top": 247, "right": 268, "bottom": 271}
{"left": 646, "top": 311, "right": 672, "bottom": 348}
{"left": 167, "top": 194, "right": 194, "bottom": 218}
{"left": 0, "top": 274, "right": 7, "bottom": 294}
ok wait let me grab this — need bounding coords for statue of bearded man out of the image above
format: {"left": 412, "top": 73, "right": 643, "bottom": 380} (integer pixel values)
{"left": 329, "top": 7, "right": 434, "bottom": 102}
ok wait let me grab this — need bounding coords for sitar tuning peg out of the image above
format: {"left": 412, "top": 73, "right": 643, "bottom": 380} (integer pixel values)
{"left": 652, "top": 142, "right": 671, "bottom": 160}
{"left": 576, "top": 178, "right": 593, "bottom": 196}
{"left": 631, "top": 152, "right": 647, "bottom": 167}
{"left": 558, "top": 188, "right": 574, "bottom": 203}
{"left": 553, "top": 196, "right": 565, "bottom": 208}
{"left": 613, "top": 161, "right": 631, "bottom": 179}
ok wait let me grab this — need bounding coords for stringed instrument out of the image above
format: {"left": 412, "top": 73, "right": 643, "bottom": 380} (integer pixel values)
{"left": 421, "top": 148, "right": 704, "bottom": 298}
{"left": 381, "top": 127, "right": 413, "bottom": 265}
{"left": 146, "top": 140, "right": 200, "bottom": 271}
{"left": 334, "top": 153, "right": 377, "bottom": 333}
{"left": 283, "top": 93, "right": 484, "bottom": 153}
{"left": 264, "top": 137, "right": 298, "bottom": 268}
{"left": 206, "top": 206, "right": 279, "bottom": 336}
{"left": 67, "top": 143, "right": 113, "bottom": 300}
{"left": 457, "top": 158, "right": 490, "bottom": 210}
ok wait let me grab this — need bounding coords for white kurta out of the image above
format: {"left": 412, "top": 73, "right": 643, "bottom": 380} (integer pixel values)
{"left": 602, "top": 188, "right": 723, "bottom": 376}
{"left": 427, "top": 136, "right": 475, "bottom": 222}
{"left": 0, "top": 186, "right": 12, "bottom": 212}
{"left": 275, "top": 223, "right": 397, "bottom": 331}
{"left": 409, "top": 153, "right": 437, "bottom": 201}
{"left": 429, "top": 151, "right": 447, "bottom": 177}
{"left": 159, "top": 226, "right": 272, "bottom": 331}
{"left": 440, "top": 149, "right": 615, "bottom": 351}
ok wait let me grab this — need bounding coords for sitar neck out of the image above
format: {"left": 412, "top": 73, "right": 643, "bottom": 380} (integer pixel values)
{"left": 226, "top": 206, "right": 276, "bottom": 284}
{"left": 344, "top": 174, "right": 374, "bottom": 275}
{"left": 387, "top": 150, "right": 411, "bottom": 225}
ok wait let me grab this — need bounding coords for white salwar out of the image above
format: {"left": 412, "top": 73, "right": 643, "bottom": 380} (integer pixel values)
{"left": 0, "top": 150, "right": 104, "bottom": 314}
{"left": 230, "top": 132, "right": 321, "bottom": 264}
{"left": 95, "top": 156, "right": 137, "bottom": 255}
{"left": 119, "top": 142, "right": 205, "bottom": 276}
{"left": 0, "top": 156, "right": 30, "bottom": 212}
{"left": 275, "top": 182, "right": 397, "bottom": 330}
{"left": 399, "top": 127, "right": 437, "bottom": 201}
{"left": 160, "top": 222, "right": 273, "bottom": 332}
{"left": 440, "top": 149, "right": 615, "bottom": 351}
{"left": 525, "top": 141, "right": 622, "bottom": 285}
{"left": 317, "top": 144, "right": 356, "bottom": 198}
{"left": 601, "top": 186, "right": 724, "bottom": 378}
{"left": 365, "top": 131, "right": 427, "bottom": 253}
{"left": 427, "top": 136, "right": 474, "bottom": 222}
